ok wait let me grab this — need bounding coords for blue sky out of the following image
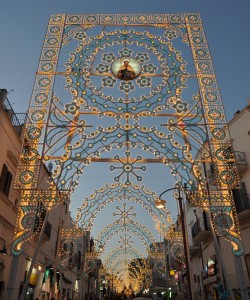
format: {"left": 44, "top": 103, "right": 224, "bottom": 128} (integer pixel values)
{"left": 1, "top": 0, "right": 250, "bottom": 120}
{"left": 1, "top": 0, "right": 250, "bottom": 261}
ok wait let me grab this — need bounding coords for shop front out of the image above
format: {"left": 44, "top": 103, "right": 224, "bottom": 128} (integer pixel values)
{"left": 203, "top": 256, "right": 219, "bottom": 299}
{"left": 20, "top": 262, "right": 43, "bottom": 300}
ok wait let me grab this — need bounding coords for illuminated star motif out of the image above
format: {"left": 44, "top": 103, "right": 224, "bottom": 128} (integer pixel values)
{"left": 110, "top": 151, "right": 146, "bottom": 185}
{"left": 113, "top": 203, "right": 136, "bottom": 225}
{"left": 118, "top": 234, "right": 133, "bottom": 250}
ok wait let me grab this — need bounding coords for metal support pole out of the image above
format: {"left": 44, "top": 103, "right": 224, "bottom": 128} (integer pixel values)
{"left": 199, "top": 243, "right": 206, "bottom": 300}
{"left": 96, "top": 275, "right": 100, "bottom": 300}
{"left": 19, "top": 210, "right": 50, "bottom": 300}
{"left": 164, "top": 238, "right": 169, "bottom": 291}
{"left": 206, "top": 209, "right": 235, "bottom": 300}
{"left": 178, "top": 191, "right": 193, "bottom": 300}
{"left": 234, "top": 255, "right": 249, "bottom": 300}
{"left": 87, "top": 273, "right": 90, "bottom": 300}
{"left": 5, "top": 255, "right": 20, "bottom": 299}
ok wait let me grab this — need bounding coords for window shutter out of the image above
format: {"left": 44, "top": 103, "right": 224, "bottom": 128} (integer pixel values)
{"left": 0, "top": 164, "right": 8, "bottom": 191}
{"left": 232, "top": 189, "right": 242, "bottom": 212}
{"left": 3, "top": 171, "right": 12, "bottom": 197}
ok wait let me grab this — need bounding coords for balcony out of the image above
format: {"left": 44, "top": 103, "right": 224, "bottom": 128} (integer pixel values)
{"left": 1, "top": 92, "right": 27, "bottom": 136}
{"left": 206, "top": 150, "right": 247, "bottom": 184}
{"left": 233, "top": 189, "right": 250, "bottom": 223}
{"left": 234, "top": 151, "right": 247, "bottom": 173}
{"left": 191, "top": 217, "right": 211, "bottom": 245}
{"left": 33, "top": 220, "right": 52, "bottom": 242}
{"left": 186, "top": 186, "right": 199, "bottom": 208}
{"left": 189, "top": 244, "right": 200, "bottom": 256}
{"left": 33, "top": 204, "right": 52, "bottom": 241}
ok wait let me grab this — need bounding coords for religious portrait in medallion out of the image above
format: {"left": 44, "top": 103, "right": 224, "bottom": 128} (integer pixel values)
{"left": 112, "top": 57, "right": 141, "bottom": 80}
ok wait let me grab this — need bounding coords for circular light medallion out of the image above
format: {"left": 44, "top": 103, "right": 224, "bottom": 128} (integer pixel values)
{"left": 112, "top": 57, "right": 141, "bottom": 80}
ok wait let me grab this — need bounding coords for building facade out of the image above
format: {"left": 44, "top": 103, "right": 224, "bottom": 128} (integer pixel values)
{"left": 0, "top": 89, "right": 99, "bottom": 300}
{"left": 186, "top": 102, "right": 250, "bottom": 299}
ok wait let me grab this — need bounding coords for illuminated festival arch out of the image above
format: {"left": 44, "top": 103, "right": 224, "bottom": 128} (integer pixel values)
{"left": 12, "top": 13, "right": 243, "bottom": 259}
{"left": 104, "top": 246, "right": 143, "bottom": 269}
{"left": 75, "top": 183, "right": 173, "bottom": 232}
{"left": 95, "top": 220, "right": 156, "bottom": 251}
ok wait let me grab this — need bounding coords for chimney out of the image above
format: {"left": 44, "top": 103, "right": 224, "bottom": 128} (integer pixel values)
{"left": 0, "top": 89, "right": 7, "bottom": 105}
{"left": 247, "top": 98, "right": 250, "bottom": 105}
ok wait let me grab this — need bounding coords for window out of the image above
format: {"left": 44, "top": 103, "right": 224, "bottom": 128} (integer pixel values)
{"left": 0, "top": 237, "right": 6, "bottom": 250}
{"left": 232, "top": 182, "right": 249, "bottom": 213}
{"left": 0, "top": 164, "right": 13, "bottom": 197}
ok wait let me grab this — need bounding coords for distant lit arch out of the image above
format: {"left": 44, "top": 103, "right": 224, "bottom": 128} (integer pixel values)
{"left": 95, "top": 220, "right": 155, "bottom": 251}
{"left": 75, "top": 183, "right": 173, "bottom": 233}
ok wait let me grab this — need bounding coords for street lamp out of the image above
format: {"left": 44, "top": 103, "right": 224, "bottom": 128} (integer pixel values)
{"left": 155, "top": 185, "right": 193, "bottom": 300}
{"left": 155, "top": 199, "right": 166, "bottom": 209}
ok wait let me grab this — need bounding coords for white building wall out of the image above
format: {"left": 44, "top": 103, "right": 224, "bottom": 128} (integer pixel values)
{"left": 185, "top": 103, "right": 250, "bottom": 297}
{"left": 0, "top": 93, "right": 23, "bottom": 300}
{"left": 229, "top": 107, "right": 250, "bottom": 194}
{"left": 0, "top": 92, "right": 92, "bottom": 300}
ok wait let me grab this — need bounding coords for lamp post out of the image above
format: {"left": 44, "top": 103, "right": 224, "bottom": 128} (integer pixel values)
{"left": 155, "top": 186, "right": 193, "bottom": 300}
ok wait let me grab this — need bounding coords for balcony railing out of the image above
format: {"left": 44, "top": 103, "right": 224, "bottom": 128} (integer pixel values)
{"left": 191, "top": 219, "right": 201, "bottom": 239}
{"left": 191, "top": 217, "right": 210, "bottom": 240}
{"left": 207, "top": 150, "right": 247, "bottom": 181}
{"left": 14, "top": 113, "right": 27, "bottom": 126}
{"left": 1, "top": 96, "right": 27, "bottom": 136}
{"left": 233, "top": 189, "right": 250, "bottom": 213}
